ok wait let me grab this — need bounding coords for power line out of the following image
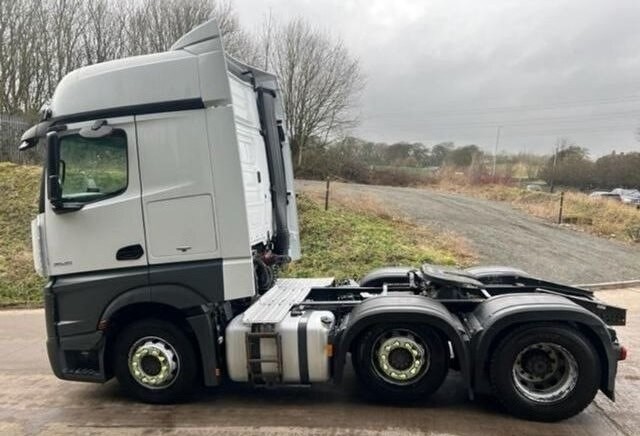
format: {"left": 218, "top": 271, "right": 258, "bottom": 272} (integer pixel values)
{"left": 361, "top": 123, "right": 636, "bottom": 139}
{"left": 364, "top": 94, "right": 640, "bottom": 119}
{"left": 366, "top": 108, "right": 640, "bottom": 129}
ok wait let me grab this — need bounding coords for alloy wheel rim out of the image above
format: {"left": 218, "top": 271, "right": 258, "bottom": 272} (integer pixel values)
{"left": 128, "top": 336, "right": 180, "bottom": 389}
{"left": 372, "top": 329, "right": 430, "bottom": 385}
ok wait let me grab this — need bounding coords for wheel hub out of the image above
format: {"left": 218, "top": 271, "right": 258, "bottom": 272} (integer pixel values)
{"left": 141, "top": 355, "right": 162, "bottom": 376}
{"left": 388, "top": 348, "right": 414, "bottom": 371}
{"left": 512, "top": 342, "right": 578, "bottom": 403}
{"left": 521, "top": 349, "right": 556, "bottom": 380}
{"left": 128, "top": 337, "right": 179, "bottom": 389}
{"left": 376, "top": 333, "right": 428, "bottom": 383}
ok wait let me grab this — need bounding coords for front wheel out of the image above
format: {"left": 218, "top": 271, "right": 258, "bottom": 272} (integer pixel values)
{"left": 352, "top": 324, "right": 449, "bottom": 402}
{"left": 113, "top": 319, "right": 198, "bottom": 403}
{"left": 490, "top": 325, "right": 600, "bottom": 422}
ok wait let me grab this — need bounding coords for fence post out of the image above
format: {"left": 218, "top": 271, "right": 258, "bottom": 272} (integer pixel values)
{"left": 324, "top": 177, "right": 330, "bottom": 211}
{"left": 558, "top": 191, "right": 565, "bottom": 224}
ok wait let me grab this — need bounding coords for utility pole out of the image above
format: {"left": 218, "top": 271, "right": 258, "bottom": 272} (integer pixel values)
{"left": 491, "top": 126, "right": 502, "bottom": 179}
{"left": 549, "top": 141, "right": 560, "bottom": 193}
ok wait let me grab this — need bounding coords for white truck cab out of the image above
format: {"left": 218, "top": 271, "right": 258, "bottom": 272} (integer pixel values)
{"left": 25, "top": 20, "right": 299, "bottom": 298}
{"left": 20, "top": 19, "right": 626, "bottom": 422}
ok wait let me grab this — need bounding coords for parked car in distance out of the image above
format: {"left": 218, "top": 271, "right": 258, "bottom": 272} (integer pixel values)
{"left": 611, "top": 188, "right": 640, "bottom": 205}
{"left": 589, "top": 191, "right": 621, "bottom": 201}
{"left": 525, "top": 184, "right": 543, "bottom": 192}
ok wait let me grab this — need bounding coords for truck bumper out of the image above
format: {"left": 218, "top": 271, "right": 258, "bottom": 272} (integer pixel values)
{"left": 44, "top": 281, "right": 108, "bottom": 383}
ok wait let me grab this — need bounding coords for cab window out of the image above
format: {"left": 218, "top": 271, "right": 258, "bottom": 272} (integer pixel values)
{"left": 59, "top": 130, "right": 127, "bottom": 203}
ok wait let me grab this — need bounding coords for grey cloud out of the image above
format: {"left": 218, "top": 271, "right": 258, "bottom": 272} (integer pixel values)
{"left": 235, "top": 0, "right": 640, "bottom": 155}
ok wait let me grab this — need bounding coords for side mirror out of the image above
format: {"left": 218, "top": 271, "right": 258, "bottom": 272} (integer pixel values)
{"left": 46, "top": 132, "right": 62, "bottom": 207}
{"left": 46, "top": 133, "right": 82, "bottom": 213}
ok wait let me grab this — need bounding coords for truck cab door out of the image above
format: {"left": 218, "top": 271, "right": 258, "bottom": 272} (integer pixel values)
{"left": 43, "top": 116, "right": 147, "bottom": 276}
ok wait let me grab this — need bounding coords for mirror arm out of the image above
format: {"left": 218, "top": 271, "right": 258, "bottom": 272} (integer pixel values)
{"left": 51, "top": 202, "right": 84, "bottom": 214}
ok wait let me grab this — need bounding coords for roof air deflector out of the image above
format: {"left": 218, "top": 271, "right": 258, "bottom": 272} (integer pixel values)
{"left": 171, "top": 19, "right": 221, "bottom": 51}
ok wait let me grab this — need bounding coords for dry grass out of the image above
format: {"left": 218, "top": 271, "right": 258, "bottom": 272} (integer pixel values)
{"left": 433, "top": 181, "right": 640, "bottom": 243}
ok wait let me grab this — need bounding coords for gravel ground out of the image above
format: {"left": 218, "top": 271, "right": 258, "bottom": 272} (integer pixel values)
{"left": 296, "top": 180, "right": 640, "bottom": 284}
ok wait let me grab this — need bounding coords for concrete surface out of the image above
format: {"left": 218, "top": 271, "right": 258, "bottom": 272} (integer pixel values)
{"left": 0, "top": 289, "right": 638, "bottom": 435}
{"left": 296, "top": 180, "right": 640, "bottom": 284}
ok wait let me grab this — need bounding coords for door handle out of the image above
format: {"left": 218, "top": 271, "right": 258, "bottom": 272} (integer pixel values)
{"left": 116, "top": 244, "right": 144, "bottom": 260}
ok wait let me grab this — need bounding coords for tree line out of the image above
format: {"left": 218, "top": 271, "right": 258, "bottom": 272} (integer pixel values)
{"left": 0, "top": 0, "right": 362, "bottom": 167}
{"left": 301, "top": 137, "right": 486, "bottom": 169}
{"left": 294, "top": 136, "right": 491, "bottom": 185}
{"left": 296, "top": 135, "right": 639, "bottom": 190}
{"left": 539, "top": 144, "right": 640, "bottom": 191}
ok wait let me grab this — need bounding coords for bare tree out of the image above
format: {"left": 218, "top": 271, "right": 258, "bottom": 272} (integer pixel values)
{"left": 0, "top": 0, "right": 87, "bottom": 114}
{"left": 42, "top": 0, "right": 87, "bottom": 89}
{"left": 0, "top": 0, "right": 256, "bottom": 116}
{"left": 136, "top": 0, "right": 213, "bottom": 52}
{"left": 212, "top": 0, "right": 260, "bottom": 62}
{"left": 260, "top": 18, "right": 363, "bottom": 167}
{"left": 0, "top": 0, "right": 44, "bottom": 114}
{"left": 82, "top": 0, "right": 127, "bottom": 64}
{"left": 118, "top": 0, "right": 254, "bottom": 60}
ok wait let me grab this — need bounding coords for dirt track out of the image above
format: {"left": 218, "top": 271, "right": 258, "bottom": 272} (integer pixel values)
{"left": 297, "top": 180, "right": 640, "bottom": 284}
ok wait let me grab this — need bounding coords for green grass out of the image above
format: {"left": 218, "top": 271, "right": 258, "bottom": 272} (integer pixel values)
{"left": 282, "top": 195, "right": 465, "bottom": 280}
{"left": 0, "top": 162, "right": 469, "bottom": 307}
{"left": 0, "top": 163, "right": 46, "bottom": 307}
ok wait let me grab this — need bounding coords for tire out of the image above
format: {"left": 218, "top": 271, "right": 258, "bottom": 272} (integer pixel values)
{"left": 113, "top": 318, "right": 198, "bottom": 403}
{"left": 489, "top": 325, "right": 600, "bottom": 422}
{"left": 351, "top": 323, "right": 448, "bottom": 402}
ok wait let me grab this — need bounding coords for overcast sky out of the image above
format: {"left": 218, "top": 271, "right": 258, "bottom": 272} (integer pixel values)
{"left": 234, "top": 0, "right": 640, "bottom": 156}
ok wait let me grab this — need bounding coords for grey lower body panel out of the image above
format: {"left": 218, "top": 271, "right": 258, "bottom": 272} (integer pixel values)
{"left": 44, "top": 259, "right": 226, "bottom": 384}
{"left": 44, "top": 282, "right": 108, "bottom": 382}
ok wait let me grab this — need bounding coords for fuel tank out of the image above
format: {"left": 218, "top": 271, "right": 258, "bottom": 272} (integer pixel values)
{"left": 225, "top": 310, "right": 335, "bottom": 383}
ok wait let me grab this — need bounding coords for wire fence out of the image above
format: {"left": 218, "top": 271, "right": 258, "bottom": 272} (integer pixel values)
{"left": 0, "top": 113, "right": 42, "bottom": 165}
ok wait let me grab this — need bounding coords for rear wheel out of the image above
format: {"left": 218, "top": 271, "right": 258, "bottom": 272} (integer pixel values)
{"left": 352, "top": 323, "right": 448, "bottom": 402}
{"left": 490, "top": 325, "right": 600, "bottom": 421}
{"left": 114, "top": 319, "right": 198, "bottom": 403}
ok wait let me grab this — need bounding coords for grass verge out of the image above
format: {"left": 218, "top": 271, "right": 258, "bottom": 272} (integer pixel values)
{"left": 0, "top": 163, "right": 46, "bottom": 307}
{"left": 434, "top": 182, "right": 640, "bottom": 243}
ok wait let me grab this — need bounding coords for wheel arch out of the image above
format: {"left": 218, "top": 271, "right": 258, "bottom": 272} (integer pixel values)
{"left": 471, "top": 294, "right": 617, "bottom": 399}
{"left": 100, "top": 285, "right": 219, "bottom": 386}
{"left": 333, "top": 295, "right": 473, "bottom": 397}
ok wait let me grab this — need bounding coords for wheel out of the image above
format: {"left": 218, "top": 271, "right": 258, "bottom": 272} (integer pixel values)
{"left": 113, "top": 319, "right": 198, "bottom": 403}
{"left": 489, "top": 325, "right": 600, "bottom": 422}
{"left": 351, "top": 323, "right": 448, "bottom": 402}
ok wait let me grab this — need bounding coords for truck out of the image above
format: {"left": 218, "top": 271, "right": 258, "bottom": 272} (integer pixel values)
{"left": 19, "top": 19, "right": 627, "bottom": 422}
